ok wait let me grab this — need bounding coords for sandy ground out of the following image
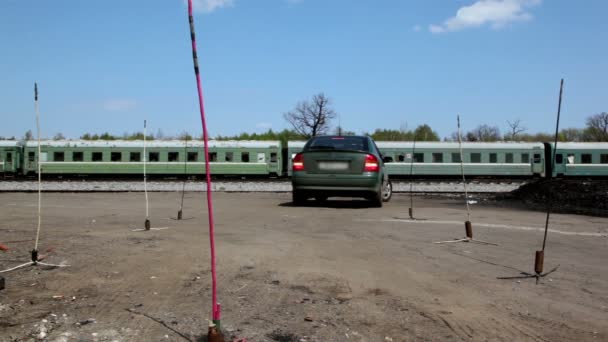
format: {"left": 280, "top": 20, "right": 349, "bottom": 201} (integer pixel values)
{"left": 0, "top": 192, "right": 607, "bottom": 342}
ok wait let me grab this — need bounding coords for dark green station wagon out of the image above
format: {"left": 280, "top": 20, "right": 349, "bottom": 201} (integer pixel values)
{"left": 291, "top": 135, "right": 392, "bottom": 207}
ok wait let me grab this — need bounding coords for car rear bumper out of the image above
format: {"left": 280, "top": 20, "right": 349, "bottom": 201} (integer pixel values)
{"left": 292, "top": 172, "right": 380, "bottom": 193}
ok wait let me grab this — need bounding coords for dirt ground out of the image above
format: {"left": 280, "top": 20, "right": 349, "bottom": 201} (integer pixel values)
{"left": 0, "top": 192, "right": 607, "bottom": 342}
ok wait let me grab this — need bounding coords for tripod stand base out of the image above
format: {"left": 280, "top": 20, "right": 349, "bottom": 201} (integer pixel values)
{"left": 145, "top": 219, "right": 151, "bottom": 230}
{"left": 177, "top": 210, "right": 183, "bottom": 220}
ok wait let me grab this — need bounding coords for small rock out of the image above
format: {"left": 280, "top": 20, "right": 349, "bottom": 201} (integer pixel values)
{"left": 304, "top": 316, "right": 313, "bottom": 322}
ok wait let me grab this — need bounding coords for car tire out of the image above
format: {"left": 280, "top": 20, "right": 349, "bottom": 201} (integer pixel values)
{"left": 382, "top": 179, "right": 392, "bottom": 202}
{"left": 370, "top": 186, "right": 383, "bottom": 208}
{"left": 292, "top": 190, "right": 307, "bottom": 206}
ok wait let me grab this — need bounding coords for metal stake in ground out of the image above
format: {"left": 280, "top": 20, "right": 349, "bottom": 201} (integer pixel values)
{"left": 408, "top": 135, "right": 416, "bottom": 219}
{"left": 433, "top": 115, "right": 497, "bottom": 246}
{"left": 177, "top": 135, "right": 188, "bottom": 220}
{"left": 144, "top": 120, "right": 150, "bottom": 230}
{"left": 0, "top": 83, "right": 69, "bottom": 273}
{"left": 498, "top": 79, "right": 564, "bottom": 284}
{"left": 130, "top": 120, "right": 170, "bottom": 232}
{"left": 187, "top": 0, "right": 223, "bottom": 336}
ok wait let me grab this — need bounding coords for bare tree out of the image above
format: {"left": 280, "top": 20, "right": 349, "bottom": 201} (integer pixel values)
{"left": 585, "top": 112, "right": 608, "bottom": 141}
{"left": 53, "top": 132, "right": 65, "bottom": 140}
{"left": 506, "top": 119, "right": 526, "bottom": 141}
{"left": 283, "top": 93, "right": 337, "bottom": 138}
{"left": 24, "top": 130, "right": 33, "bottom": 141}
{"left": 466, "top": 124, "right": 501, "bottom": 142}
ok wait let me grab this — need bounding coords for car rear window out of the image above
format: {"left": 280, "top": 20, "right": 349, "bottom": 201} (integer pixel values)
{"left": 304, "top": 136, "right": 369, "bottom": 152}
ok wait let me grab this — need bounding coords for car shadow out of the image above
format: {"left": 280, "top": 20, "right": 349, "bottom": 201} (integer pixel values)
{"left": 278, "top": 199, "right": 379, "bottom": 209}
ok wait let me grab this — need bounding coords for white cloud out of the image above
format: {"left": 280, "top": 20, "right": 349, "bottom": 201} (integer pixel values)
{"left": 103, "top": 99, "right": 138, "bottom": 112}
{"left": 191, "top": 0, "right": 234, "bottom": 13}
{"left": 430, "top": 0, "right": 541, "bottom": 33}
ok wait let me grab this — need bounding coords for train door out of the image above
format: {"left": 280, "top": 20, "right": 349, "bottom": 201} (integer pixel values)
{"left": 5, "top": 152, "right": 13, "bottom": 172}
{"left": 532, "top": 147, "right": 543, "bottom": 176}
{"left": 553, "top": 151, "right": 566, "bottom": 177}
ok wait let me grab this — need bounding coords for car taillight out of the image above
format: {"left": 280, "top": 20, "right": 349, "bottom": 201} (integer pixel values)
{"left": 293, "top": 153, "right": 304, "bottom": 171}
{"left": 364, "top": 154, "right": 379, "bottom": 172}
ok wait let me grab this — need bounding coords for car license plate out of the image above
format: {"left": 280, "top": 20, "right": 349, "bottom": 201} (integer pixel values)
{"left": 318, "top": 161, "right": 349, "bottom": 170}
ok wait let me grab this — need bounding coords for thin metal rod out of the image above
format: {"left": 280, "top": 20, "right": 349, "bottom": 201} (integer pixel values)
{"left": 542, "top": 79, "right": 564, "bottom": 251}
{"left": 34, "top": 83, "right": 42, "bottom": 251}
{"left": 457, "top": 115, "right": 471, "bottom": 221}
{"left": 179, "top": 135, "right": 188, "bottom": 211}
{"left": 143, "top": 120, "right": 149, "bottom": 219}
{"left": 409, "top": 135, "right": 416, "bottom": 210}
{"left": 188, "top": 0, "right": 220, "bottom": 322}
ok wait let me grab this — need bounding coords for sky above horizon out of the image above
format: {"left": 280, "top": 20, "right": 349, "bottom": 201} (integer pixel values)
{"left": 1, "top": 0, "right": 607, "bottom": 139}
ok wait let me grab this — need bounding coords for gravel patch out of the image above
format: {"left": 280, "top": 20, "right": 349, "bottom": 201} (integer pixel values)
{"left": 0, "top": 180, "right": 526, "bottom": 193}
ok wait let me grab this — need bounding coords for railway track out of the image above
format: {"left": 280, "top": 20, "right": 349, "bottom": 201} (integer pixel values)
{"left": 0, "top": 179, "right": 528, "bottom": 193}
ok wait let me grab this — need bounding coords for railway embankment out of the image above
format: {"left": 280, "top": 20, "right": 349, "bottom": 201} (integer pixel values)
{"left": 499, "top": 179, "right": 608, "bottom": 217}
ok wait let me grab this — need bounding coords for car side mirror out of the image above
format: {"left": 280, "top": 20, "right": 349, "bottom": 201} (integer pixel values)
{"left": 383, "top": 156, "right": 393, "bottom": 163}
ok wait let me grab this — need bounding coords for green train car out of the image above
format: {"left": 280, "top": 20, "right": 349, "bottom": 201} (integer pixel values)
{"left": 377, "top": 142, "right": 545, "bottom": 177}
{"left": 287, "top": 140, "right": 608, "bottom": 178}
{"left": 548, "top": 142, "right": 608, "bottom": 177}
{"left": 21, "top": 140, "right": 282, "bottom": 177}
{"left": 0, "top": 141, "right": 21, "bottom": 175}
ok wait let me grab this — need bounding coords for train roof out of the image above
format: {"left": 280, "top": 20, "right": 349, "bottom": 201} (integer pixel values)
{"left": 374, "top": 141, "right": 545, "bottom": 149}
{"left": 0, "top": 140, "right": 20, "bottom": 147}
{"left": 24, "top": 140, "right": 281, "bottom": 148}
{"left": 550, "top": 142, "right": 608, "bottom": 150}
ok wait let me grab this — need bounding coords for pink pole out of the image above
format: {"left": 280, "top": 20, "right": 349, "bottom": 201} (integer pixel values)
{"left": 187, "top": 0, "right": 219, "bottom": 322}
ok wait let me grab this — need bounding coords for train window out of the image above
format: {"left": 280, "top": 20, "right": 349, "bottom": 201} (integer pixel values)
{"left": 73, "top": 152, "right": 84, "bottom": 162}
{"left": 521, "top": 153, "right": 530, "bottom": 163}
{"left": 225, "top": 152, "right": 233, "bottom": 162}
{"left": 53, "top": 152, "right": 64, "bottom": 162}
{"left": 534, "top": 154, "right": 541, "bottom": 163}
{"left": 601, "top": 154, "right": 608, "bottom": 164}
{"left": 111, "top": 152, "right": 122, "bottom": 162}
{"left": 130, "top": 152, "right": 141, "bottom": 162}
{"left": 6, "top": 153, "right": 11, "bottom": 163}
{"left": 168, "top": 152, "right": 179, "bottom": 162}
{"left": 581, "top": 154, "right": 592, "bottom": 164}
{"left": 452, "top": 153, "right": 461, "bottom": 163}
{"left": 92, "top": 152, "right": 103, "bottom": 162}
{"left": 398, "top": 154, "right": 405, "bottom": 162}
{"left": 188, "top": 152, "right": 198, "bottom": 162}
{"left": 567, "top": 154, "right": 575, "bottom": 164}
{"left": 555, "top": 154, "right": 563, "bottom": 164}
{"left": 470, "top": 153, "right": 481, "bottom": 163}
{"left": 241, "top": 152, "right": 250, "bottom": 162}
{"left": 209, "top": 152, "right": 217, "bottom": 162}
{"left": 505, "top": 153, "right": 513, "bottom": 163}
{"left": 29, "top": 152, "right": 35, "bottom": 162}
{"left": 270, "top": 153, "right": 278, "bottom": 163}
{"left": 489, "top": 153, "right": 497, "bottom": 163}
{"left": 149, "top": 152, "right": 159, "bottom": 162}
{"left": 413, "top": 153, "right": 424, "bottom": 163}
{"left": 432, "top": 153, "right": 443, "bottom": 163}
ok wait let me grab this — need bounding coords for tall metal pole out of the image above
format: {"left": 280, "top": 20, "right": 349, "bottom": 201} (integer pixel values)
{"left": 33, "top": 83, "right": 42, "bottom": 262}
{"left": 536, "top": 79, "right": 564, "bottom": 275}
{"left": 187, "top": 0, "right": 220, "bottom": 328}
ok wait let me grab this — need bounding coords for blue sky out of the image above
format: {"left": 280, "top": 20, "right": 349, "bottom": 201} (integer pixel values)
{"left": 1, "top": 0, "right": 607, "bottom": 139}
